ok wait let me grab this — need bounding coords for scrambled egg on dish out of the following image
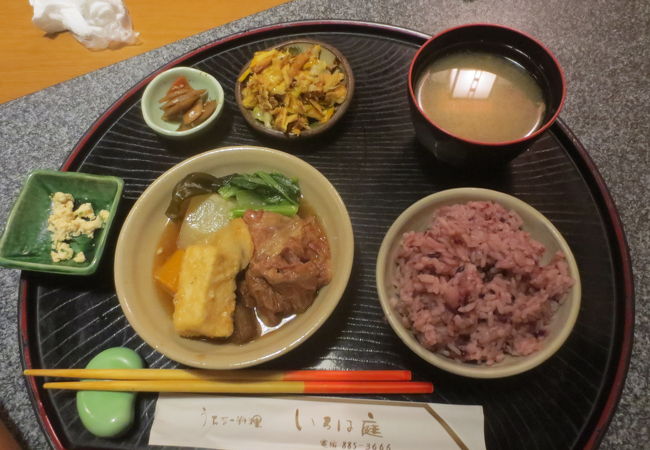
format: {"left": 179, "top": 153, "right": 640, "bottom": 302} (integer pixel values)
{"left": 239, "top": 45, "right": 348, "bottom": 135}
{"left": 173, "top": 218, "right": 254, "bottom": 338}
{"left": 47, "top": 192, "right": 109, "bottom": 263}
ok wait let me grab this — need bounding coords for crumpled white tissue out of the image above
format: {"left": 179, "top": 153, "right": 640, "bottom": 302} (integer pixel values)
{"left": 30, "top": 0, "right": 139, "bottom": 50}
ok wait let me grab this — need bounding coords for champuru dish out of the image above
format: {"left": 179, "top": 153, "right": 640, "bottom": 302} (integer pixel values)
{"left": 236, "top": 40, "right": 353, "bottom": 137}
{"left": 153, "top": 171, "right": 332, "bottom": 344}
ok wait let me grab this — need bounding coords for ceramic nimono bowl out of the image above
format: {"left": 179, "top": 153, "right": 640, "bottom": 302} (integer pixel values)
{"left": 114, "top": 146, "right": 354, "bottom": 369}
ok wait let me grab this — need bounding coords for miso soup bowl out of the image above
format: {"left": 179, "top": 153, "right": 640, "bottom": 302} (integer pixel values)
{"left": 408, "top": 24, "right": 566, "bottom": 167}
{"left": 114, "top": 146, "right": 354, "bottom": 369}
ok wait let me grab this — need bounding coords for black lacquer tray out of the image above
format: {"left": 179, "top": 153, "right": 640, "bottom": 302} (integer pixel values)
{"left": 18, "top": 21, "right": 634, "bottom": 450}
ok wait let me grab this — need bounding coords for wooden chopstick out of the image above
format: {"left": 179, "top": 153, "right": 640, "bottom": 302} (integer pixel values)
{"left": 42, "top": 380, "right": 433, "bottom": 394}
{"left": 24, "top": 369, "right": 412, "bottom": 382}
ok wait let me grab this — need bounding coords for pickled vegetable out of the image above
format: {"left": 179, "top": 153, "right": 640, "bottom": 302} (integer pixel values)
{"left": 159, "top": 76, "right": 217, "bottom": 131}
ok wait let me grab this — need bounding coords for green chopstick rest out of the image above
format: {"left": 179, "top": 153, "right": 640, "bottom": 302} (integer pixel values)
{"left": 76, "top": 347, "right": 143, "bottom": 438}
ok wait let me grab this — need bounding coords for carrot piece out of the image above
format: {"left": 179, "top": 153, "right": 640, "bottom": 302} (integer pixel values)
{"left": 154, "top": 249, "right": 185, "bottom": 295}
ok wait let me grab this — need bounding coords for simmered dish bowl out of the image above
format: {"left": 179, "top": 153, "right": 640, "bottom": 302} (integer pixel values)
{"left": 376, "top": 188, "right": 581, "bottom": 378}
{"left": 114, "top": 146, "right": 354, "bottom": 368}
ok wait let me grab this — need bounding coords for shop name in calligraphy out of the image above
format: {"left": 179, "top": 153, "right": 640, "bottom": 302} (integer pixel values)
{"left": 295, "top": 410, "right": 384, "bottom": 438}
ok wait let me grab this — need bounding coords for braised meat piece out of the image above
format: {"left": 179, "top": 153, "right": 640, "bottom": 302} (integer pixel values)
{"left": 228, "top": 302, "right": 260, "bottom": 344}
{"left": 240, "top": 210, "right": 331, "bottom": 326}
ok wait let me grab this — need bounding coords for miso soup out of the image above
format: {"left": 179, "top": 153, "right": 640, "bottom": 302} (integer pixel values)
{"left": 415, "top": 51, "right": 546, "bottom": 143}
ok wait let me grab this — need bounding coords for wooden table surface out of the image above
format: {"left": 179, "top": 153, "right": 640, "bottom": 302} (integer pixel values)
{"left": 1, "top": 0, "right": 291, "bottom": 104}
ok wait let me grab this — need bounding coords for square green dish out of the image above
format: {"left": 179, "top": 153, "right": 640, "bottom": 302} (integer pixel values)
{"left": 0, "top": 170, "right": 123, "bottom": 275}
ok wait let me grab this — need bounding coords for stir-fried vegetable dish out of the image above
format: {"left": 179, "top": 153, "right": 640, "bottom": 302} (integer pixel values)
{"left": 238, "top": 45, "right": 348, "bottom": 135}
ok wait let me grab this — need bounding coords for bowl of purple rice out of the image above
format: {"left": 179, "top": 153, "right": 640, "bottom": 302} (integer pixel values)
{"left": 376, "top": 188, "right": 581, "bottom": 378}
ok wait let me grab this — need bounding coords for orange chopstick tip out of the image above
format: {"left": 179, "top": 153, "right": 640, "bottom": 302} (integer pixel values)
{"left": 303, "top": 381, "right": 433, "bottom": 394}
{"left": 282, "top": 370, "right": 412, "bottom": 381}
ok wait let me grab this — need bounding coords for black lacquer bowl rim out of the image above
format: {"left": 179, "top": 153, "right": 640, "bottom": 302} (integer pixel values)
{"left": 16, "top": 20, "right": 634, "bottom": 450}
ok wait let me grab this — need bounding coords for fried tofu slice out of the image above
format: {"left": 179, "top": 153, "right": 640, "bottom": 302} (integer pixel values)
{"left": 173, "top": 218, "right": 253, "bottom": 338}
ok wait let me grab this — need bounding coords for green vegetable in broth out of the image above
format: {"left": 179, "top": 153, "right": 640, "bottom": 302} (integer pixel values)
{"left": 219, "top": 172, "right": 300, "bottom": 217}
{"left": 165, "top": 171, "right": 301, "bottom": 220}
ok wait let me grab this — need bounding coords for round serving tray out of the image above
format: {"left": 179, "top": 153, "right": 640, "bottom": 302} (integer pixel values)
{"left": 19, "top": 21, "right": 633, "bottom": 450}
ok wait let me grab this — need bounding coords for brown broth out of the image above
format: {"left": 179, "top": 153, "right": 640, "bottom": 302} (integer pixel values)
{"left": 298, "top": 196, "right": 316, "bottom": 218}
{"left": 154, "top": 219, "right": 181, "bottom": 270}
{"left": 415, "top": 51, "right": 546, "bottom": 143}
